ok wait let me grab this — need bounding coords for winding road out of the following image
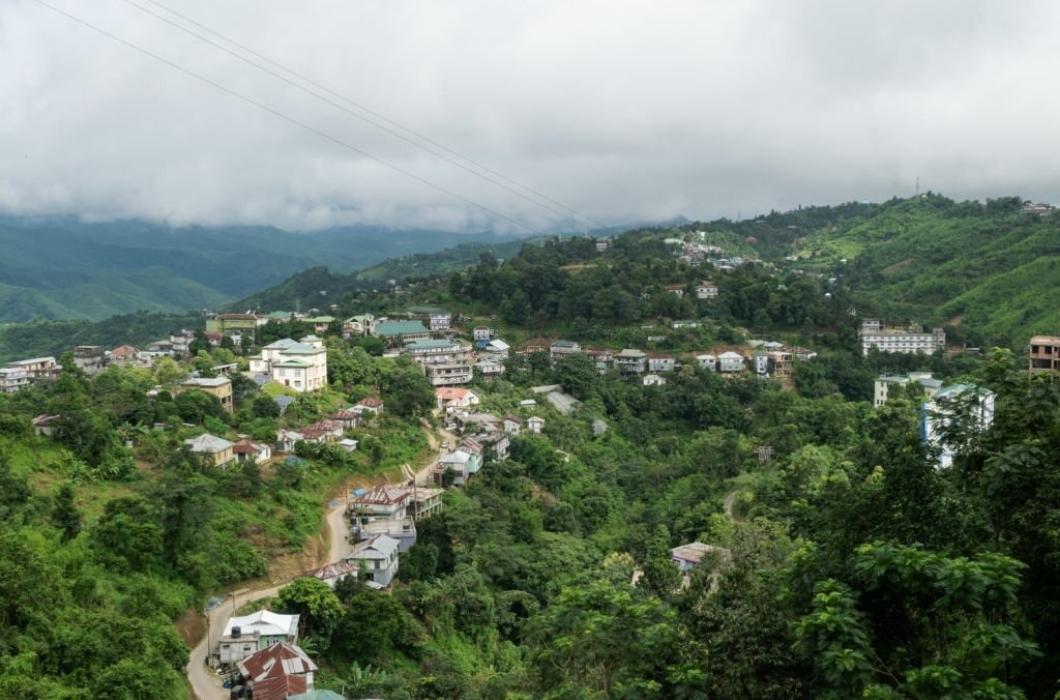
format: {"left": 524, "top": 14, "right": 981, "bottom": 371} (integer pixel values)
{"left": 185, "top": 493, "right": 355, "bottom": 699}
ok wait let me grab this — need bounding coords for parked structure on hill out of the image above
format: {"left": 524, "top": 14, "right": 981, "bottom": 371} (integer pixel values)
{"left": 874, "top": 372, "right": 942, "bottom": 407}
{"left": 249, "top": 337, "right": 328, "bottom": 392}
{"left": 921, "top": 384, "right": 996, "bottom": 469}
{"left": 1028, "top": 335, "right": 1060, "bottom": 375}
{"left": 859, "top": 319, "right": 945, "bottom": 356}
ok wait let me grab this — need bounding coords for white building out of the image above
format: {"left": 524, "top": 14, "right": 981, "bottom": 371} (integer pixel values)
{"left": 643, "top": 373, "right": 667, "bottom": 386}
{"left": 874, "top": 372, "right": 942, "bottom": 408}
{"left": 696, "top": 354, "right": 717, "bottom": 372}
{"left": 249, "top": 337, "right": 328, "bottom": 392}
{"left": 0, "top": 367, "right": 31, "bottom": 394}
{"left": 528, "top": 416, "right": 545, "bottom": 434}
{"left": 921, "top": 384, "right": 995, "bottom": 469}
{"left": 217, "top": 610, "right": 300, "bottom": 665}
{"left": 473, "top": 327, "right": 494, "bottom": 341}
{"left": 647, "top": 355, "right": 676, "bottom": 373}
{"left": 346, "top": 534, "right": 400, "bottom": 587}
{"left": 859, "top": 320, "right": 946, "bottom": 356}
{"left": 752, "top": 352, "right": 769, "bottom": 377}
{"left": 717, "top": 351, "right": 745, "bottom": 373}
{"left": 429, "top": 312, "right": 452, "bottom": 331}
{"left": 695, "top": 282, "right": 719, "bottom": 299}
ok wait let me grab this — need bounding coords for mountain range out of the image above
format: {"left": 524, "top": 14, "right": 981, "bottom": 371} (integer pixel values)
{"left": 0, "top": 215, "right": 524, "bottom": 322}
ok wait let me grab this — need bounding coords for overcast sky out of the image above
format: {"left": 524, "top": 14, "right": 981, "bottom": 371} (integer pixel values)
{"left": 3, "top": 0, "right": 1060, "bottom": 233}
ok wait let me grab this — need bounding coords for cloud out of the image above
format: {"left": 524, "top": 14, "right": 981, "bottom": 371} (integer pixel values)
{"left": 2, "top": 0, "right": 1059, "bottom": 231}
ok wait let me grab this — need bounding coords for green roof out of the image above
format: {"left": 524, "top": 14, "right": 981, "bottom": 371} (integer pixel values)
{"left": 275, "top": 359, "right": 312, "bottom": 368}
{"left": 306, "top": 315, "right": 335, "bottom": 323}
{"left": 406, "top": 339, "right": 459, "bottom": 350}
{"left": 376, "top": 320, "right": 429, "bottom": 336}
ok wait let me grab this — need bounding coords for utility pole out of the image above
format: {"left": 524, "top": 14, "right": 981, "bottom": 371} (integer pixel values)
{"left": 916, "top": 176, "right": 920, "bottom": 198}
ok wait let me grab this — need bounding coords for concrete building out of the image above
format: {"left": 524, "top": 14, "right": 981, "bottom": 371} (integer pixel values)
{"left": 614, "top": 349, "right": 647, "bottom": 374}
{"left": 217, "top": 610, "right": 300, "bottom": 665}
{"left": 180, "top": 376, "right": 234, "bottom": 413}
{"left": 72, "top": 346, "right": 107, "bottom": 375}
{"left": 345, "top": 534, "right": 400, "bottom": 587}
{"left": 696, "top": 353, "right": 717, "bottom": 372}
{"left": 874, "top": 372, "right": 943, "bottom": 408}
{"left": 373, "top": 320, "right": 431, "bottom": 345}
{"left": 1029, "top": 335, "right": 1060, "bottom": 374}
{"left": 717, "top": 351, "right": 745, "bottom": 373}
{"left": 184, "top": 433, "right": 235, "bottom": 467}
{"left": 859, "top": 319, "right": 946, "bottom": 356}
{"left": 550, "top": 340, "right": 583, "bottom": 363}
{"left": 921, "top": 384, "right": 996, "bottom": 469}
{"left": 249, "top": 337, "right": 328, "bottom": 392}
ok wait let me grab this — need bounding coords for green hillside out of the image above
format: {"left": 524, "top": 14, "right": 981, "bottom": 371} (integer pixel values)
{"left": 0, "top": 216, "right": 522, "bottom": 322}
{"left": 787, "top": 195, "right": 1060, "bottom": 346}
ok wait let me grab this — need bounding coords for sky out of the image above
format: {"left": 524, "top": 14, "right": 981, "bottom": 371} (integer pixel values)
{"left": 3, "top": 0, "right": 1060, "bottom": 233}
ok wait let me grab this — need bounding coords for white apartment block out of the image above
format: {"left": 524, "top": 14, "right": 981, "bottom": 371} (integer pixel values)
{"left": 873, "top": 372, "right": 942, "bottom": 408}
{"left": 859, "top": 320, "right": 945, "bottom": 356}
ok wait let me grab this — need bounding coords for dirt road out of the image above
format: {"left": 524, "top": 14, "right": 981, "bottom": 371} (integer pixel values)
{"left": 186, "top": 494, "right": 353, "bottom": 699}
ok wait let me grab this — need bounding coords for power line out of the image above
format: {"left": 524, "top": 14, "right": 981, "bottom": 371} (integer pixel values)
{"left": 130, "top": 0, "right": 601, "bottom": 230}
{"left": 29, "top": 0, "right": 536, "bottom": 234}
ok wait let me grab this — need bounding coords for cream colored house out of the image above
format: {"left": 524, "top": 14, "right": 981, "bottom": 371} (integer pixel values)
{"left": 249, "top": 337, "right": 328, "bottom": 392}
{"left": 184, "top": 433, "right": 235, "bottom": 467}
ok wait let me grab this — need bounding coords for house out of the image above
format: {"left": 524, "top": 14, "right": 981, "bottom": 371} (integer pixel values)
{"left": 874, "top": 372, "right": 942, "bottom": 408}
{"left": 184, "top": 434, "right": 235, "bottom": 467}
{"left": 643, "top": 373, "right": 667, "bottom": 386}
{"left": 411, "top": 487, "right": 445, "bottom": 521}
{"left": 428, "top": 312, "right": 452, "bottom": 332}
{"left": 1029, "top": 335, "right": 1060, "bottom": 374}
{"left": 921, "top": 384, "right": 996, "bottom": 469}
{"left": 32, "top": 414, "right": 60, "bottom": 436}
{"left": 475, "top": 359, "right": 506, "bottom": 377}
{"left": 473, "top": 326, "right": 494, "bottom": 341}
{"left": 342, "top": 314, "right": 375, "bottom": 337}
{"left": 485, "top": 338, "right": 510, "bottom": 357}
{"left": 672, "top": 319, "right": 701, "bottom": 329}
{"left": 169, "top": 330, "right": 196, "bottom": 357}
{"left": 648, "top": 354, "right": 676, "bottom": 373}
{"left": 527, "top": 416, "right": 545, "bottom": 434}
{"left": 276, "top": 429, "right": 304, "bottom": 453}
{"left": 752, "top": 352, "right": 769, "bottom": 377}
{"left": 859, "top": 319, "right": 946, "bottom": 356}
{"left": 72, "top": 345, "right": 107, "bottom": 375}
{"left": 180, "top": 376, "right": 234, "bottom": 413}
{"left": 309, "top": 560, "right": 362, "bottom": 589}
{"left": 345, "top": 534, "right": 400, "bottom": 587}
{"left": 435, "top": 387, "right": 480, "bottom": 412}
{"left": 503, "top": 415, "right": 523, "bottom": 435}
{"left": 717, "top": 351, "right": 744, "bottom": 373}
{"left": 373, "top": 320, "right": 430, "bottom": 345}
{"left": 517, "top": 338, "right": 552, "bottom": 356}
{"left": 670, "top": 542, "right": 730, "bottom": 573}
{"left": 696, "top": 353, "right": 717, "bottom": 372}
{"left": 348, "top": 485, "right": 416, "bottom": 550}
{"left": 425, "top": 362, "right": 473, "bottom": 387}
{"left": 664, "top": 283, "right": 686, "bottom": 297}
{"left": 614, "top": 349, "right": 647, "bottom": 374}
{"left": 355, "top": 397, "right": 384, "bottom": 414}
{"left": 328, "top": 408, "right": 362, "bottom": 430}
{"left": 302, "top": 420, "right": 344, "bottom": 443}
{"left": 695, "top": 281, "right": 719, "bottom": 299}
{"left": 205, "top": 312, "right": 260, "bottom": 337}
{"left": 338, "top": 438, "right": 359, "bottom": 453}
{"left": 142, "top": 340, "right": 175, "bottom": 359}
{"left": 217, "top": 610, "right": 300, "bottom": 665}
{"left": 249, "top": 337, "right": 328, "bottom": 393}
{"left": 550, "top": 340, "right": 582, "bottom": 363}
{"left": 592, "top": 418, "right": 608, "bottom": 436}
{"left": 232, "top": 438, "right": 272, "bottom": 463}
{"left": 305, "top": 316, "right": 335, "bottom": 334}
{"left": 0, "top": 366, "right": 30, "bottom": 394}
{"left": 108, "top": 345, "right": 142, "bottom": 366}
{"left": 236, "top": 642, "right": 317, "bottom": 700}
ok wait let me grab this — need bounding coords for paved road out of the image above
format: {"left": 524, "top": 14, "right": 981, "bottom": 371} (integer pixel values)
{"left": 185, "top": 496, "right": 351, "bottom": 700}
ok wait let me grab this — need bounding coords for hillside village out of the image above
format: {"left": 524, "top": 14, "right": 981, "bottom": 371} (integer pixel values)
{"left": 0, "top": 223, "right": 1057, "bottom": 699}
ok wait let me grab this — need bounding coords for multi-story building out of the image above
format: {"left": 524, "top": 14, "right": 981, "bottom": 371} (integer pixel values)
{"left": 696, "top": 353, "right": 717, "bottom": 372}
{"left": 342, "top": 314, "right": 376, "bottom": 337}
{"left": 874, "top": 372, "right": 942, "bottom": 408}
{"left": 614, "top": 349, "right": 647, "bottom": 374}
{"left": 1, "top": 356, "right": 60, "bottom": 393}
{"left": 1028, "top": 335, "right": 1060, "bottom": 374}
{"left": 0, "top": 367, "right": 30, "bottom": 394}
{"left": 406, "top": 339, "right": 472, "bottom": 386}
{"left": 550, "top": 340, "right": 582, "bottom": 363}
{"left": 169, "top": 330, "right": 196, "bottom": 357}
{"left": 429, "top": 312, "right": 451, "bottom": 332}
{"left": 72, "top": 346, "right": 107, "bottom": 375}
{"left": 921, "top": 384, "right": 996, "bottom": 469}
{"left": 859, "top": 320, "right": 946, "bottom": 356}
{"left": 648, "top": 354, "right": 676, "bottom": 373}
{"left": 348, "top": 485, "right": 417, "bottom": 551}
{"left": 180, "top": 376, "right": 234, "bottom": 412}
{"left": 249, "top": 337, "right": 328, "bottom": 392}
{"left": 217, "top": 610, "right": 300, "bottom": 665}
{"left": 717, "top": 351, "right": 745, "bottom": 373}
{"left": 696, "top": 281, "right": 719, "bottom": 299}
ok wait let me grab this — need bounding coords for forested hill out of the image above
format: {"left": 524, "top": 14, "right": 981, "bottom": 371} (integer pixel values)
{"left": 240, "top": 193, "right": 1060, "bottom": 348}
{"left": 0, "top": 215, "right": 521, "bottom": 322}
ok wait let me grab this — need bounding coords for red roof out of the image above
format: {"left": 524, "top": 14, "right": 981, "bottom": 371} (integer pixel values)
{"left": 109, "top": 345, "right": 139, "bottom": 358}
{"left": 231, "top": 439, "right": 265, "bottom": 455}
{"left": 330, "top": 408, "right": 360, "bottom": 421}
{"left": 351, "top": 484, "right": 410, "bottom": 507}
{"left": 358, "top": 397, "right": 383, "bottom": 408}
{"left": 238, "top": 642, "right": 317, "bottom": 700}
